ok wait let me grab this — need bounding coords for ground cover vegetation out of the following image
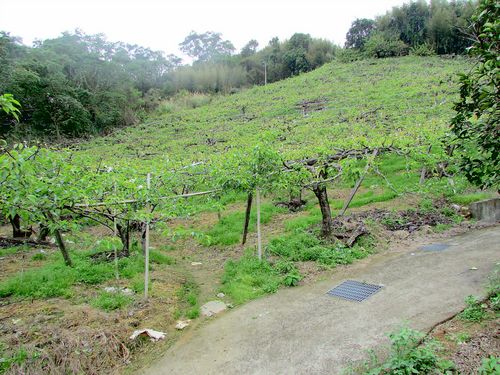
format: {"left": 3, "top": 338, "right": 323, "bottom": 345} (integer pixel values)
{"left": 0, "top": 0, "right": 498, "bottom": 373}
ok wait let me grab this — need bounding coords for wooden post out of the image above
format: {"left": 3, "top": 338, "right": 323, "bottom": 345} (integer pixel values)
{"left": 339, "top": 148, "right": 379, "bottom": 216}
{"left": 113, "top": 183, "right": 119, "bottom": 280}
{"left": 144, "top": 173, "right": 151, "bottom": 300}
{"left": 256, "top": 187, "right": 262, "bottom": 260}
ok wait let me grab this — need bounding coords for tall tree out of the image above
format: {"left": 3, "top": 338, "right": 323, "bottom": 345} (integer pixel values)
{"left": 345, "top": 18, "right": 376, "bottom": 49}
{"left": 179, "top": 31, "right": 235, "bottom": 63}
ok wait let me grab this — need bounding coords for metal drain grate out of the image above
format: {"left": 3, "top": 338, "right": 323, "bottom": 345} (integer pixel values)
{"left": 327, "top": 280, "right": 382, "bottom": 302}
{"left": 420, "top": 243, "right": 450, "bottom": 252}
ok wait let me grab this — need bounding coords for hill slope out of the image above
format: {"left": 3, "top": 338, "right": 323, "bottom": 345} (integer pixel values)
{"left": 79, "top": 56, "right": 469, "bottom": 166}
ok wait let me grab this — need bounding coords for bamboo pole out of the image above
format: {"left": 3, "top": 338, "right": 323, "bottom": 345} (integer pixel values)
{"left": 73, "top": 189, "right": 220, "bottom": 208}
{"left": 144, "top": 173, "right": 151, "bottom": 300}
{"left": 256, "top": 187, "right": 262, "bottom": 260}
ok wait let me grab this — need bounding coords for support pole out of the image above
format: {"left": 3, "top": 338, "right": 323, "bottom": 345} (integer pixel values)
{"left": 113, "top": 183, "right": 119, "bottom": 280}
{"left": 144, "top": 173, "right": 151, "bottom": 300}
{"left": 339, "top": 148, "right": 379, "bottom": 216}
{"left": 256, "top": 187, "right": 262, "bottom": 260}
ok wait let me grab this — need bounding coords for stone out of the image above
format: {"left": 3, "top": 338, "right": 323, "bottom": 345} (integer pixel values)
{"left": 191, "top": 262, "right": 202, "bottom": 266}
{"left": 175, "top": 320, "right": 191, "bottom": 330}
{"left": 201, "top": 301, "right": 227, "bottom": 317}
{"left": 216, "top": 292, "right": 225, "bottom": 298}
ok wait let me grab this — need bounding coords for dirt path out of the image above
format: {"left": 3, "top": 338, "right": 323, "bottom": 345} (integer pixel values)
{"left": 142, "top": 226, "right": 500, "bottom": 375}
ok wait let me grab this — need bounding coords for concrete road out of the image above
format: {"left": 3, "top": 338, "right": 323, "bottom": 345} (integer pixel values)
{"left": 144, "top": 227, "right": 500, "bottom": 375}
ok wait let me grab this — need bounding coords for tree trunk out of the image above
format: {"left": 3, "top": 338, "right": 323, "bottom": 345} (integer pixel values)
{"left": 312, "top": 183, "right": 333, "bottom": 238}
{"left": 54, "top": 228, "right": 72, "bottom": 267}
{"left": 116, "top": 221, "right": 130, "bottom": 256}
{"left": 9, "top": 214, "right": 30, "bottom": 238}
{"left": 37, "top": 224, "right": 50, "bottom": 242}
{"left": 241, "top": 192, "right": 253, "bottom": 245}
{"left": 141, "top": 222, "right": 147, "bottom": 256}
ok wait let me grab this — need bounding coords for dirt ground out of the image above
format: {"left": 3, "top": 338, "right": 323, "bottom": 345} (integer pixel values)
{"left": 0, "top": 194, "right": 496, "bottom": 374}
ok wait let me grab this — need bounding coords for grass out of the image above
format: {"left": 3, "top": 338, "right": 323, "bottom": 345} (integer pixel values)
{"left": 0, "top": 245, "right": 31, "bottom": 257}
{"left": 267, "top": 230, "right": 374, "bottom": 266}
{"left": 91, "top": 291, "right": 133, "bottom": 311}
{"left": 221, "top": 254, "right": 283, "bottom": 305}
{"left": 0, "top": 245, "right": 170, "bottom": 299}
{"left": 450, "top": 192, "right": 493, "bottom": 205}
{"left": 176, "top": 280, "right": 201, "bottom": 319}
{"left": 203, "top": 202, "right": 285, "bottom": 246}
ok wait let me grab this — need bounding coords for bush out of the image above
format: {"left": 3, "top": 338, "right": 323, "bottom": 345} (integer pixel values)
{"left": 409, "top": 43, "right": 436, "bottom": 56}
{"left": 364, "top": 32, "right": 409, "bottom": 58}
{"left": 337, "top": 48, "right": 364, "bottom": 63}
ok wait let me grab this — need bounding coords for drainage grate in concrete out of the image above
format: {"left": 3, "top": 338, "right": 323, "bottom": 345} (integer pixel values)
{"left": 327, "top": 280, "right": 382, "bottom": 302}
{"left": 420, "top": 243, "right": 451, "bottom": 252}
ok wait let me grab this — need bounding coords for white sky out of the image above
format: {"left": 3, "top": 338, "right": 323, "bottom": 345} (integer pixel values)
{"left": 1, "top": 0, "right": 410, "bottom": 62}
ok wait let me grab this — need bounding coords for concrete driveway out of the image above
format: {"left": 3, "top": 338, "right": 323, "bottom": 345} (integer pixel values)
{"left": 143, "top": 226, "right": 500, "bottom": 375}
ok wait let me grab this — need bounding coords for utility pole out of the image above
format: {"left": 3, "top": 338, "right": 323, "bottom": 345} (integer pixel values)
{"left": 263, "top": 62, "right": 267, "bottom": 85}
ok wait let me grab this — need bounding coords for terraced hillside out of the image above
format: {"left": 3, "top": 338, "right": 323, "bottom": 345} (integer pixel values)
{"left": 79, "top": 56, "right": 468, "bottom": 165}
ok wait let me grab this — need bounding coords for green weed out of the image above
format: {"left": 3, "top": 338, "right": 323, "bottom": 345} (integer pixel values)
{"left": 203, "top": 203, "right": 285, "bottom": 246}
{"left": 176, "top": 280, "right": 201, "bottom": 319}
{"left": 451, "top": 192, "right": 492, "bottom": 205}
{"left": 267, "top": 230, "right": 373, "bottom": 267}
{"left": 459, "top": 295, "right": 487, "bottom": 322}
{"left": 221, "top": 254, "right": 283, "bottom": 305}
{"left": 0, "top": 246, "right": 163, "bottom": 299}
{"left": 355, "top": 327, "right": 454, "bottom": 375}
{"left": 0, "top": 343, "right": 35, "bottom": 374}
{"left": 478, "top": 356, "right": 499, "bottom": 375}
{"left": 91, "top": 291, "right": 133, "bottom": 311}
{"left": 0, "top": 245, "right": 30, "bottom": 257}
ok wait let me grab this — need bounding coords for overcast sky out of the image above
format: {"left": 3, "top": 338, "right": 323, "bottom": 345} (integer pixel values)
{"left": 2, "top": 0, "right": 410, "bottom": 62}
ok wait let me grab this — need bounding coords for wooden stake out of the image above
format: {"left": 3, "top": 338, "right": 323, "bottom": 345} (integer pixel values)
{"left": 113, "top": 183, "right": 119, "bottom": 280}
{"left": 256, "top": 187, "right": 262, "bottom": 260}
{"left": 339, "top": 148, "right": 379, "bottom": 216}
{"left": 144, "top": 173, "right": 151, "bottom": 300}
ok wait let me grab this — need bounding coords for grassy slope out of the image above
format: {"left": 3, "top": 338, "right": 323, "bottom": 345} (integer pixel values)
{"left": 79, "top": 56, "right": 468, "bottom": 166}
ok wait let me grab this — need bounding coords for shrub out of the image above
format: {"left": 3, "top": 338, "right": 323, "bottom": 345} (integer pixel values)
{"left": 409, "top": 43, "right": 436, "bottom": 56}
{"left": 364, "top": 32, "right": 409, "bottom": 58}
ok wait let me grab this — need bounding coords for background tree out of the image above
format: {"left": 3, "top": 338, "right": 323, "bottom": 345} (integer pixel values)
{"left": 345, "top": 18, "right": 376, "bottom": 49}
{"left": 179, "top": 31, "right": 235, "bottom": 63}
{"left": 449, "top": 0, "right": 499, "bottom": 189}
